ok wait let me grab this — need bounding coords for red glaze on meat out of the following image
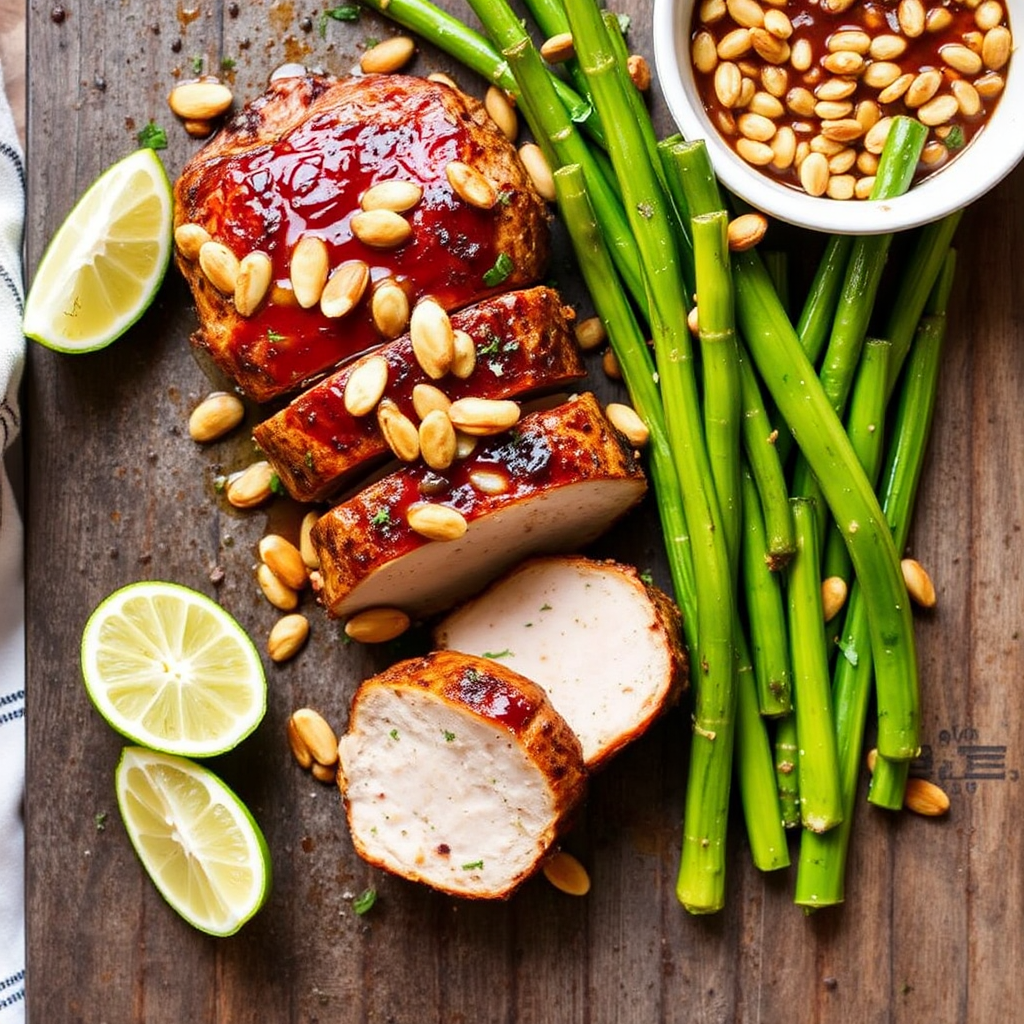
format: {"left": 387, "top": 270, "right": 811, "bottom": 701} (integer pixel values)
{"left": 174, "top": 74, "right": 550, "bottom": 401}
{"left": 253, "top": 287, "right": 586, "bottom": 502}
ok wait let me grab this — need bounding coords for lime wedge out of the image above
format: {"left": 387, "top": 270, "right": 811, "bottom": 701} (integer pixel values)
{"left": 24, "top": 147, "right": 174, "bottom": 353}
{"left": 81, "top": 581, "right": 266, "bottom": 758}
{"left": 116, "top": 747, "right": 271, "bottom": 936}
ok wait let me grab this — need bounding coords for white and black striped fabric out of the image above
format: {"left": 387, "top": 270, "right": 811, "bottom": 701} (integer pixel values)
{"left": 0, "top": 57, "right": 25, "bottom": 1024}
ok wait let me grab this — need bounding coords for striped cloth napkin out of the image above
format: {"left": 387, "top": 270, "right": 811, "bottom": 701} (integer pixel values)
{"left": 0, "top": 57, "right": 25, "bottom": 1024}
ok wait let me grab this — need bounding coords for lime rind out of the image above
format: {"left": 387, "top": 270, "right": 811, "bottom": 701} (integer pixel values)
{"left": 115, "top": 747, "right": 271, "bottom": 937}
{"left": 81, "top": 581, "right": 267, "bottom": 758}
{"left": 24, "top": 147, "right": 174, "bottom": 354}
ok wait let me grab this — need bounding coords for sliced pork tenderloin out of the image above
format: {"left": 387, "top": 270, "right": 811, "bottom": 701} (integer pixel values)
{"left": 253, "top": 286, "right": 585, "bottom": 502}
{"left": 337, "top": 650, "right": 587, "bottom": 899}
{"left": 434, "top": 556, "right": 688, "bottom": 769}
{"left": 310, "top": 393, "right": 647, "bottom": 619}
{"left": 174, "top": 73, "right": 550, "bottom": 402}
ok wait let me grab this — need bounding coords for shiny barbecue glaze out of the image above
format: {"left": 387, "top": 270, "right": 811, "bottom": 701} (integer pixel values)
{"left": 174, "top": 74, "right": 550, "bottom": 401}
{"left": 253, "top": 287, "right": 586, "bottom": 502}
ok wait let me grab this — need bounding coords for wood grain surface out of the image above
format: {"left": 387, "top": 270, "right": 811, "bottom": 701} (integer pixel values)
{"left": 23, "top": 1, "right": 1024, "bottom": 1022}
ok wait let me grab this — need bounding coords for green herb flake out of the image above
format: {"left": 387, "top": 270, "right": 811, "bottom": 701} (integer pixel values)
{"left": 304, "top": 450, "right": 315, "bottom": 471}
{"left": 190, "top": 54, "right": 204, "bottom": 75}
{"left": 389, "top": 728, "right": 400, "bottom": 741}
{"left": 269, "top": 473, "right": 286, "bottom": 496}
{"left": 220, "top": 56, "right": 237, "bottom": 72}
{"left": 540, "top": 602, "right": 552, "bottom": 611}
{"left": 266, "top": 328, "right": 285, "bottom": 342}
{"left": 461, "top": 859, "right": 484, "bottom": 871}
{"left": 136, "top": 120, "right": 168, "bottom": 151}
{"left": 496, "top": 189, "right": 514, "bottom": 206}
{"left": 482, "top": 649, "right": 513, "bottom": 659}
{"left": 353, "top": 887, "right": 377, "bottom": 915}
{"left": 371, "top": 507, "right": 392, "bottom": 527}
{"left": 477, "top": 332, "right": 501, "bottom": 356}
{"left": 442, "top": 729, "right": 456, "bottom": 742}
{"left": 944, "top": 125, "right": 966, "bottom": 151}
{"left": 640, "top": 570, "right": 654, "bottom": 586}
{"left": 94, "top": 811, "right": 108, "bottom": 832}
{"left": 482, "top": 252, "right": 515, "bottom": 287}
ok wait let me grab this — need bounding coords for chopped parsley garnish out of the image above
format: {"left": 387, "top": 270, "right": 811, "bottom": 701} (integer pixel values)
{"left": 482, "top": 649, "right": 512, "bottom": 659}
{"left": 266, "top": 328, "right": 285, "bottom": 342}
{"left": 496, "top": 189, "right": 514, "bottom": 206}
{"left": 94, "top": 811, "right": 108, "bottom": 832}
{"left": 304, "top": 450, "right": 315, "bottom": 471}
{"left": 269, "top": 473, "right": 286, "bottom": 496}
{"left": 136, "top": 120, "right": 168, "bottom": 150}
{"left": 540, "top": 602, "right": 552, "bottom": 611}
{"left": 190, "top": 54, "right": 204, "bottom": 74}
{"left": 389, "top": 728, "right": 400, "bottom": 740}
{"left": 944, "top": 125, "right": 966, "bottom": 151}
{"left": 477, "top": 332, "right": 502, "bottom": 357}
{"left": 442, "top": 729, "right": 456, "bottom": 742}
{"left": 220, "top": 56, "right": 237, "bottom": 72}
{"left": 353, "top": 887, "right": 377, "bottom": 915}
{"left": 640, "top": 570, "right": 654, "bottom": 586}
{"left": 483, "top": 252, "right": 515, "bottom": 287}
{"left": 319, "top": 4, "right": 360, "bottom": 36}
{"left": 461, "top": 860, "right": 484, "bottom": 871}
{"left": 370, "top": 507, "right": 392, "bottom": 527}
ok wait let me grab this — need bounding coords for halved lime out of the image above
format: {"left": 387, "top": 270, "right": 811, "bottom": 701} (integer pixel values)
{"left": 81, "top": 581, "right": 266, "bottom": 758}
{"left": 24, "top": 147, "right": 174, "bottom": 353}
{"left": 116, "top": 747, "right": 271, "bottom": 936}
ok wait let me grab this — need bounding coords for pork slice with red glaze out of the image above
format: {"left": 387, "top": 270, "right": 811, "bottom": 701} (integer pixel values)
{"left": 174, "top": 73, "right": 550, "bottom": 402}
{"left": 253, "top": 286, "right": 585, "bottom": 502}
{"left": 310, "top": 392, "right": 647, "bottom": 619}
{"left": 337, "top": 650, "right": 587, "bottom": 899}
{"left": 434, "top": 555, "right": 688, "bottom": 770}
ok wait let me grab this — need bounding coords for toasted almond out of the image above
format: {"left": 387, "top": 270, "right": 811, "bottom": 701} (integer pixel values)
{"left": 602, "top": 348, "right": 622, "bottom": 380}
{"left": 234, "top": 251, "right": 273, "bottom": 317}
{"left": 406, "top": 501, "right": 469, "bottom": 541}
{"left": 917, "top": 94, "right": 959, "bottom": 127}
{"left": 168, "top": 78, "right": 233, "bottom": 120}
{"left": 982, "top": 25, "right": 1012, "bottom": 69}
{"left": 451, "top": 329, "right": 477, "bottom": 380}
{"left": 377, "top": 398, "right": 421, "bottom": 461}
{"left": 174, "top": 222, "right": 211, "bottom": 261}
{"left": 574, "top": 316, "right": 607, "bottom": 351}
{"left": 717, "top": 27, "right": 752, "bottom": 61}
{"left": 790, "top": 36, "right": 813, "bottom": 70}
{"left": 447, "top": 396, "right": 521, "bottom": 436}
{"left": 897, "top": 0, "right": 926, "bottom": 36}
{"left": 198, "top": 240, "right": 240, "bottom": 296}
{"left": 360, "top": 179, "right": 423, "bottom": 213}
{"left": 344, "top": 354, "right": 390, "bottom": 417}
{"left": 344, "top": 606, "right": 412, "bottom": 643}
{"left": 418, "top": 409, "right": 458, "bottom": 470}
{"left": 518, "top": 142, "right": 556, "bottom": 202}
{"left": 226, "top": 460, "right": 275, "bottom": 509}
{"left": 446, "top": 160, "right": 498, "bottom": 210}
{"left": 427, "top": 70, "right": 460, "bottom": 89}
{"left": 727, "top": 0, "right": 765, "bottom": 28}
{"left": 628, "top": 53, "right": 652, "bottom": 91}
{"left": 605, "top": 403, "right": 650, "bottom": 447}
{"left": 259, "top": 534, "right": 309, "bottom": 590}
{"left": 183, "top": 119, "right": 214, "bottom": 139}
{"left": 350, "top": 208, "right": 413, "bottom": 249}
{"left": 540, "top": 31, "right": 575, "bottom": 63}
{"left": 865, "top": 747, "right": 878, "bottom": 773}
{"left": 901, "top": 556, "right": 937, "bottom": 608}
{"left": 727, "top": 212, "right": 769, "bottom": 251}
{"left": 257, "top": 562, "right": 299, "bottom": 611}
{"left": 410, "top": 299, "right": 455, "bottom": 379}
{"left": 321, "top": 259, "right": 371, "bottom": 319}
{"left": 311, "top": 761, "right": 338, "bottom": 784}
{"left": 687, "top": 305, "right": 701, "bottom": 335}
{"left": 870, "top": 33, "right": 907, "bottom": 60}
{"left": 485, "top": 85, "right": 518, "bottom": 141}
{"left": 360, "top": 35, "right": 416, "bottom": 74}
{"left": 764, "top": 8, "right": 793, "bottom": 37}
{"left": 750, "top": 26, "right": 790, "bottom": 63}
{"left": 467, "top": 468, "right": 509, "bottom": 495}
{"left": 290, "top": 235, "right": 329, "bottom": 309}
{"left": 287, "top": 715, "right": 313, "bottom": 769}
{"left": 822, "top": 575, "right": 848, "bottom": 623}
{"left": 904, "top": 777, "right": 950, "bottom": 816}
{"left": 692, "top": 29, "right": 720, "bottom": 73}
{"left": 411, "top": 382, "right": 452, "bottom": 420}
{"left": 821, "top": 49, "right": 864, "bottom": 74}
{"left": 925, "top": 5, "right": 953, "bottom": 30}
{"left": 188, "top": 391, "right": 245, "bottom": 443}
{"left": 290, "top": 708, "right": 339, "bottom": 767}
{"left": 542, "top": 850, "right": 591, "bottom": 896}
{"left": 299, "top": 510, "right": 320, "bottom": 569}
{"left": 799, "top": 151, "right": 829, "bottom": 196}
{"left": 371, "top": 278, "right": 411, "bottom": 339}
{"left": 268, "top": 613, "right": 310, "bottom": 663}
{"left": 940, "top": 41, "right": 984, "bottom": 74}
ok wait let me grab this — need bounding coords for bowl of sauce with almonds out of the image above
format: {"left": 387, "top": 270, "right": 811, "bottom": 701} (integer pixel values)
{"left": 653, "top": 0, "right": 1023, "bottom": 233}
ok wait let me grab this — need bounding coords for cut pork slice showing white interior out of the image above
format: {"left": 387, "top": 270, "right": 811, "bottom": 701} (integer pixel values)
{"left": 434, "top": 556, "right": 688, "bottom": 769}
{"left": 337, "top": 650, "right": 587, "bottom": 899}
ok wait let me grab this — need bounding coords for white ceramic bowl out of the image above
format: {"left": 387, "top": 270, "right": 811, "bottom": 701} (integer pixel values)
{"left": 652, "top": 0, "right": 1024, "bottom": 234}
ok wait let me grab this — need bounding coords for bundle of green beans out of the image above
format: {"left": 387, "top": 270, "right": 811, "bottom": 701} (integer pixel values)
{"left": 355, "top": 0, "right": 959, "bottom": 911}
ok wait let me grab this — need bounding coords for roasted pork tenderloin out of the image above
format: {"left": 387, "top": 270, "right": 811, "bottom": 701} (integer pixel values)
{"left": 309, "top": 392, "right": 648, "bottom": 619}
{"left": 173, "top": 73, "right": 550, "bottom": 402}
{"left": 337, "top": 650, "right": 587, "bottom": 899}
{"left": 434, "top": 556, "right": 687, "bottom": 770}
{"left": 253, "top": 286, "right": 585, "bottom": 502}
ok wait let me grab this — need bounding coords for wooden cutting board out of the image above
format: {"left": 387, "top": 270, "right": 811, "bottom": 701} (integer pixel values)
{"left": 24, "top": 1, "right": 1024, "bottom": 1021}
